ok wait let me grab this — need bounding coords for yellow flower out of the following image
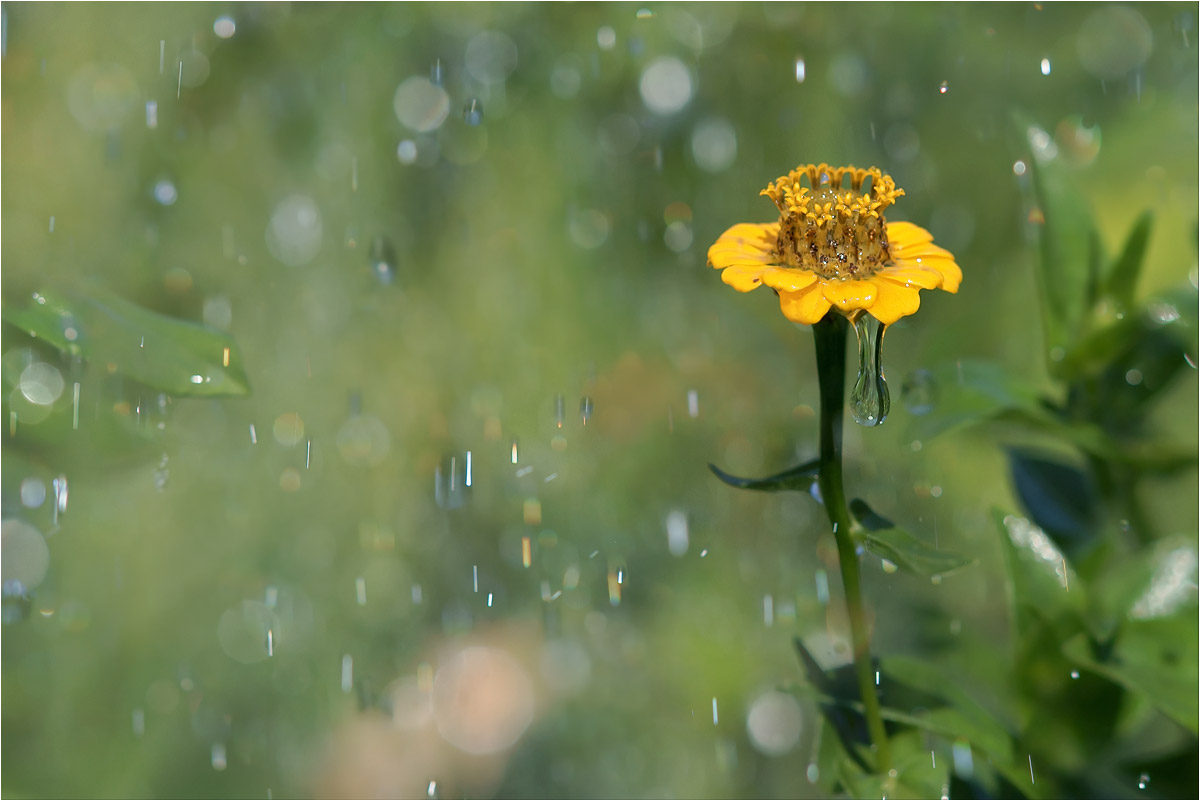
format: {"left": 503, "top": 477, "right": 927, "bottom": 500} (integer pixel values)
{"left": 707, "top": 163, "right": 962, "bottom": 325}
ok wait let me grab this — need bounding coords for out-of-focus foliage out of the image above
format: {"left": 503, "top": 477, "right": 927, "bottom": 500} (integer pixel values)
{"left": 2, "top": 3, "right": 1196, "bottom": 799}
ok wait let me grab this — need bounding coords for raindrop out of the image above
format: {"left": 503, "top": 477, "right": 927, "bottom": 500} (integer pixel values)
{"left": 687, "top": 389, "right": 699, "bottom": 418}
{"left": 427, "top": 780, "right": 438, "bottom": 798}
{"left": 938, "top": 80, "right": 948, "bottom": 94}
{"left": 211, "top": 742, "right": 227, "bottom": 771}
{"left": 579, "top": 396, "right": 594, "bottom": 425}
{"left": 1070, "top": 670, "right": 1079, "bottom": 679}
{"left": 554, "top": 394, "right": 565, "bottom": 428}
{"left": 341, "top": 654, "right": 353, "bottom": 692}
{"left": 153, "top": 179, "right": 177, "bottom": 206}
{"left": 369, "top": 235, "right": 397, "bottom": 284}
{"left": 901, "top": 369, "right": 937, "bottom": 415}
{"left": 1138, "top": 773, "right": 1149, "bottom": 790}
{"left": 434, "top": 455, "right": 468, "bottom": 509}
{"left": 20, "top": 478, "right": 46, "bottom": 508}
{"left": 639, "top": 56, "right": 693, "bottom": 115}
{"left": 794, "top": 57, "right": 806, "bottom": 82}
{"left": 462, "top": 97, "right": 483, "bottom": 126}
{"left": 1040, "top": 58, "right": 1051, "bottom": 75}
{"left": 396, "top": 139, "right": 418, "bottom": 164}
{"left": 665, "top": 509, "right": 689, "bottom": 556}
{"left": 154, "top": 453, "right": 169, "bottom": 490}
{"left": 213, "top": 15, "right": 236, "bottom": 38}
{"left": 850, "top": 315, "right": 890, "bottom": 427}
{"left": 145, "top": 100, "right": 158, "bottom": 129}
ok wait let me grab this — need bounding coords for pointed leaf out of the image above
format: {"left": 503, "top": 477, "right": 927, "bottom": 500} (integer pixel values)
{"left": 850, "top": 499, "right": 975, "bottom": 577}
{"left": 708, "top": 458, "right": 819, "bottom": 493}
{"left": 1028, "top": 156, "right": 1101, "bottom": 371}
{"left": 1103, "top": 210, "right": 1153, "bottom": 311}
{"left": 907, "top": 359, "right": 1050, "bottom": 441}
{"left": 3, "top": 287, "right": 249, "bottom": 397}
{"left": 1063, "top": 613, "right": 1198, "bottom": 734}
{"left": 1007, "top": 450, "right": 1099, "bottom": 557}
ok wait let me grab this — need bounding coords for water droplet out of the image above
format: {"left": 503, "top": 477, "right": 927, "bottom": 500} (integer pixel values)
{"left": 462, "top": 98, "right": 483, "bottom": 126}
{"left": 1138, "top": 773, "right": 1149, "bottom": 790}
{"left": 154, "top": 453, "right": 169, "bottom": 491}
{"left": 938, "top": 80, "right": 948, "bottom": 94}
{"left": 369, "top": 235, "right": 397, "bottom": 284}
{"left": 794, "top": 57, "right": 806, "bottom": 82}
{"left": 427, "top": 779, "right": 438, "bottom": 798}
{"left": 1070, "top": 670, "right": 1079, "bottom": 679}
{"left": 211, "top": 742, "right": 227, "bottom": 770}
{"left": 554, "top": 394, "right": 565, "bottom": 428}
{"left": 1125, "top": 368, "right": 1143, "bottom": 385}
{"left": 213, "top": 15, "right": 236, "bottom": 38}
{"left": 1040, "top": 57, "right": 1051, "bottom": 75}
{"left": 429, "top": 59, "right": 443, "bottom": 86}
{"left": 579, "top": 395, "right": 593, "bottom": 425}
{"left": 435, "top": 455, "right": 468, "bottom": 509}
{"left": 850, "top": 315, "right": 890, "bottom": 427}
{"left": 901, "top": 369, "right": 937, "bottom": 415}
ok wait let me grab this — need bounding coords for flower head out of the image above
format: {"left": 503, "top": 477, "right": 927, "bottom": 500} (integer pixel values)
{"left": 707, "top": 163, "right": 962, "bottom": 325}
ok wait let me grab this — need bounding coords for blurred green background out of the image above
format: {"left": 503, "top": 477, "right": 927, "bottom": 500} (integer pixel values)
{"left": 2, "top": 3, "right": 1196, "bottom": 798}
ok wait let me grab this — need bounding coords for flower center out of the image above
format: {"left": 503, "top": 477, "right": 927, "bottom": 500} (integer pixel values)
{"left": 760, "top": 163, "right": 904, "bottom": 280}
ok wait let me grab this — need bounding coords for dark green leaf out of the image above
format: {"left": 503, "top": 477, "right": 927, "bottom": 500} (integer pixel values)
{"left": 1102, "top": 210, "right": 1153, "bottom": 311}
{"left": 908, "top": 359, "right": 1050, "bottom": 441}
{"left": 1028, "top": 155, "right": 1101, "bottom": 372}
{"left": 993, "top": 509, "right": 1085, "bottom": 636}
{"left": 1008, "top": 450, "right": 1099, "bottom": 557}
{"left": 851, "top": 499, "right": 975, "bottom": 577}
{"left": 3, "top": 287, "right": 250, "bottom": 397}
{"left": 1063, "top": 613, "right": 1198, "bottom": 734}
{"left": 708, "top": 458, "right": 819, "bottom": 493}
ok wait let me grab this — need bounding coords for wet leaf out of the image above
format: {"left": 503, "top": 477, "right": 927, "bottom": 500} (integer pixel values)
{"left": 908, "top": 359, "right": 1050, "bottom": 441}
{"left": 850, "top": 499, "right": 975, "bottom": 577}
{"left": 1063, "top": 613, "right": 1198, "bottom": 734}
{"left": 993, "top": 509, "right": 1085, "bottom": 637}
{"left": 2, "top": 287, "right": 250, "bottom": 397}
{"left": 708, "top": 458, "right": 819, "bottom": 493}
{"left": 1008, "top": 450, "right": 1099, "bottom": 557}
{"left": 1102, "top": 210, "right": 1153, "bottom": 312}
{"left": 1028, "top": 156, "right": 1103, "bottom": 374}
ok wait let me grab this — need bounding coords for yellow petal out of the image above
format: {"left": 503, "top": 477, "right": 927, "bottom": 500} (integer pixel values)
{"left": 877, "top": 263, "right": 943, "bottom": 290}
{"left": 885, "top": 220, "right": 934, "bottom": 248}
{"left": 707, "top": 222, "right": 779, "bottom": 269}
{"left": 899, "top": 256, "right": 962, "bottom": 293}
{"left": 778, "top": 284, "right": 831, "bottom": 324}
{"left": 865, "top": 278, "right": 921, "bottom": 324}
{"left": 896, "top": 242, "right": 956, "bottom": 261}
{"left": 721, "top": 264, "right": 768, "bottom": 292}
{"left": 761, "top": 266, "right": 818, "bottom": 293}
{"left": 821, "top": 279, "right": 877, "bottom": 311}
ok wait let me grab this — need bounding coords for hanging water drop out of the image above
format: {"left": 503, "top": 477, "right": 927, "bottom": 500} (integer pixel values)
{"left": 850, "top": 314, "right": 890, "bottom": 426}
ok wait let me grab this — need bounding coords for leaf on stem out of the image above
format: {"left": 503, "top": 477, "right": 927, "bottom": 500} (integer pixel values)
{"left": 1007, "top": 450, "right": 1099, "bottom": 558}
{"left": 708, "top": 458, "right": 819, "bottom": 494}
{"left": 3, "top": 286, "right": 250, "bottom": 397}
{"left": 850, "top": 499, "right": 975, "bottom": 578}
{"left": 1102, "top": 210, "right": 1153, "bottom": 312}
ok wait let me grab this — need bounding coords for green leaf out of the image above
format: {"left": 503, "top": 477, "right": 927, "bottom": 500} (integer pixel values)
{"left": 837, "top": 730, "right": 951, "bottom": 800}
{"left": 2, "top": 287, "right": 250, "bottom": 397}
{"left": 1102, "top": 210, "right": 1153, "bottom": 311}
{"left": 993, "top": 509, "right": 1085, "bottom": 637}
{"left": 1063, "top": 613, "right": 1199, "bottom": 734}
{"left": 880, "top": 656, "right": 1017, "bottom": 764}
{"left": 1007, "top": 450, "right": 1099, "bottom": 558}
{"left": 1028, "top": 156, "right": 1102, "bottom": 372}
{"left": 907, "top": 359, "right": 1050, "bottom": 441}
{"left": 850, "top": 499, "right": 975, "bottom": 578}
{"left": 708, "top": 458, "right": 819, "bottom": 493}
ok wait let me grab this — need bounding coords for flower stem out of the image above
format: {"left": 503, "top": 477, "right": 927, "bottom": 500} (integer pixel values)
{"left": 812, "top": 313, "right": 892, "bottom": 775}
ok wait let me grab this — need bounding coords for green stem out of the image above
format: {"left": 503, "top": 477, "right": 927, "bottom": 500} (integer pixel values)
{"left": 812, "top": 313, "right": 892, "bottom": 775}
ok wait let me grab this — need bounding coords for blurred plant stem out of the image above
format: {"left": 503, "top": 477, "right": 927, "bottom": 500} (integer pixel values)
{"left": 812, "top": 313, "right": 892, "bottom": 776}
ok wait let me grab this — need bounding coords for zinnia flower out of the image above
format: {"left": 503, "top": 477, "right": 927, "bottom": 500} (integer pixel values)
{"left": 707, "top": 163, "right": 962, "bottom": 325}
